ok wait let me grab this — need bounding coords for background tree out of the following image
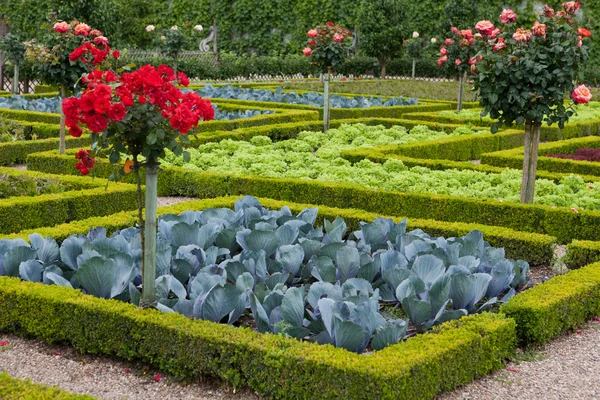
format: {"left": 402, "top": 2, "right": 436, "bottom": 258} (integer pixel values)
{"left": 0, "top": 32, "right": 25, "bottom": 94}
{"left": 474, "top": 3, "right": 591, "bottom": 204}
{"left": 357, "top": 0, "right": 406, "bottom": 78}
{"left": 443, "top": 0, "right": 479, "bottom": 31}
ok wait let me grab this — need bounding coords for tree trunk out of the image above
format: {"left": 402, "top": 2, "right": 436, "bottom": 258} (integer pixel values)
{"left": 12, "top": 63, "right": 18, "bottom": 95}
{"left": 59, "top": 85, "right": 67, "bottom": 154}
{"left": 411, "top": 58, "right": 416, "bottom": 79}
{"left": 520, "top": 122, "right": 541, "bottom": 204}
{"left": 323, "top": 68, "right": 331, "bottom": 132}
{"left": 456, "top": 73, "right": 464, "bottom": 112}
{"left": 140, "top": 163, "right": 158, "bottom": 308}
{"left": 380, "top": 58, "right": 387, "bottom": 79}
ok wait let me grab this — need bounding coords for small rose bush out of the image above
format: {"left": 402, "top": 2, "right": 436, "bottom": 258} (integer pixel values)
{"left": 63, "top": 64, "right": 214, "bottom": 172}
{"left": 473, "top": 2, "right": 591, "bottom": 130}
{"left": 302, "top": 22, "right": 352, "bottom": 72}
{"left": 25, "top": 20, "right": 114, "bottom": 88}
{"left": 437, "top": 26, "right": 480, "bottom": 75}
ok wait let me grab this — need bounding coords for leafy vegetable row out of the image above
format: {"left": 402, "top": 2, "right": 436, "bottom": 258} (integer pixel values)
{"left": 195, "top": 85, "right": 419, "bottom": 108}
{"left": 162, "top": 123, "right": 600, "bottom": 210}
{"left": 0, "top": 197, "right": 528, "bottom": 353}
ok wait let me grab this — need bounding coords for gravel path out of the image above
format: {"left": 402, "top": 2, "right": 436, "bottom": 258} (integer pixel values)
{"left": 7, "top": 164, "right": 26, "bottom": 170}
{"left": 439, "top": 319, "right": 600, "bottom": 399}
{"left": 3, "top": 319, "right": 600, "bottom": 399}
{"left": 157, "top": 196, "right": 198, "bottom": 207}
{"left": 0, "top": 334, "right": 259, "bottom": 400}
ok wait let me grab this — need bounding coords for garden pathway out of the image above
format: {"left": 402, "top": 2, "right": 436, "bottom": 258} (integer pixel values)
{"left": 2, "top": 320, "right": 599, "bottom": 399}
{"left": 439, "top": 319, "right": 600, "bottom": 399}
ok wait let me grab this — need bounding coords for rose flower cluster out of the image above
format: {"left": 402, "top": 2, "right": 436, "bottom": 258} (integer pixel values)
{"left": 63, "top": 64, "right": 214, "bottom": 173}
{"left": 74, "top": 149, "right": 95, "bottom": 175}
{"left": 53, "top": 20, "right": 115, "bottom": 66}
{"left": 303, "top": 22, "right": 351, "bottom": 57}
{"left": 64, "top": 65, "right": 213, "bottom": 136}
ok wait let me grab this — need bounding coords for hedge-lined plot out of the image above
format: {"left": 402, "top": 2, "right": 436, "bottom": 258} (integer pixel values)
{"left": 0, "top": 167, "right": 138, "bottom": 234}
{"left": 482, "top": 136, "right": 600, "bottom": 177}
{"left": 402, "top": 108, "right": 600, "bottom": 141}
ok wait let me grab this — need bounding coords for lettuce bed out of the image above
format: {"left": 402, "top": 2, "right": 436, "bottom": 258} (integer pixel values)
{"left": 156, "top": 124, "right": 600, "bottom": 211}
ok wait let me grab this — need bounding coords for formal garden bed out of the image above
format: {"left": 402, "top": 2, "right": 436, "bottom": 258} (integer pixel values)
{"left": 1, "top": 4, "right": 600, "bottom": 399}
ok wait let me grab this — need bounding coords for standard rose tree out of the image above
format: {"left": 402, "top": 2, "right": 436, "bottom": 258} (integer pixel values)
{"left": 145, "top": 24, "right": 204, "bottom": 74}
{"left": 302, "top": 22, "right": 352, "bottom": 131}
{"left": 438, "top": 26, "right": 482, "bottom": 111}
{"left": 25, "top": 20, "right": 115, "bottom": 154}
{"left": 63, "top": 65, "right": 214, "bottom": 306}
{"left": 472, "top": 2, "right": 592, "bottom": 203}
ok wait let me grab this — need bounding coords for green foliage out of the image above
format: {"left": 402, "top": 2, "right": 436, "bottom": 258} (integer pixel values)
{"left": 0, "top": 33, "right": 26, "bottom": 66}
{"left": 442, "top": 0, "right": 479, "bottom": 31}
{"left": 0, "top": 372, "right": 94, "bottom": 400}
{"left": 357, "top": 0, "right": 407, "bottom": 74}
{"left": 501, "top": 262, "right": 600, "bottom": 345}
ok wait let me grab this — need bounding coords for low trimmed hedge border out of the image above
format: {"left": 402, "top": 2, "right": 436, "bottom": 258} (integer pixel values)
{"left": 0, "top": 373, "right": 94, "bottom": 400}
{"left": 26, "top": 150, "right": 600, "bottom": 244}
{"left": 4, "top": 196, "right": 555, "bottom": 266}
{"left": 482, "top": 136, "right": 600, "bottom": 178}
{"left": 0, "top": 136, "right": 91, "bottom": 166}
{"left": 0, "top": 167, "right": 139, "bottom": 234}
{"left": 565, "top": 240, "right": 600, "bottom": 269}
{"left": 0, "top": 276, "right": 516, "bottom": 400}
{"left": 501, "top": 262, "right": 600, "bottom": 345}
{"left": 402, "top": 110, "right": 600, "bottom": 141}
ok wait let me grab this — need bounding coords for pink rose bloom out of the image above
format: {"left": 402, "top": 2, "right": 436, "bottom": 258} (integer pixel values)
{"left": 93, "top": 36, "right": 108, "bottom": 46}
{"left": 53, "top": 21, "right": 70, "bottom": 33}
{"left": 455, "top": 58, "right": 462, "bottom": 66}
{"left": 75, "top": 23, "right": 91, "bottom": 36}
{"left": 468, "top": 56, "right": 482, "bottom": 65}
{"left": 470, "top": 64, "right": 478, "bottom": 74}
{"left": 532, "top": 21, "right": 547, "bottom": 38}
{"left": 475, "top": 20, "right": 495, "bottom": 36}
{"left": 451, "top": 27, "right": 459, "bottom": 35}
{"left": 445, "top": 38, "right": 453, "bottom": 45}
{"left": 563, "top": 1, "right": 580, "bottom": 14}
{"left": 89, "top": 29, "right": 102, "bottom": 37}
{"left": 578, "top": 36, "right": 583, "bottom": 48}
{"left": 460, "top": 29, "right": 473, "bottom": 40}
{"left": 492, "top": 37, "right": 506, "bottom": 51}
{"left": 307, "top": 29, "right": 318, "bottom": 38}
{"left": 439, "top": 46, "right": 448, "bottom": 55}
{"left": 499, "top": 9, "right": 517, "bottom": 24}
{"left": 437, "top": 55, "right": 448, "bottom": 66}
{"left": 333, "top": 33, "right": 345, "bottom": 43}
{"left": 303, "top": 47, "right": 312, "bottom": 57}
{"left": 474, "top": 33, "right": 483, "bottom": 39}
{"left": 513, "top": 28, "right": 532, "bottom": 42}
{"left": 572, "top": 84, "right": 592, "bottom": 104}
{"left": 543, "top": 5, "right": 555, "bottom": 17}
{"left": 489, "top": 28, "right": 501, "bottom": 39}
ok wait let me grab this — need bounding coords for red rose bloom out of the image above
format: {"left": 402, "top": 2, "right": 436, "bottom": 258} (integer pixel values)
{"left": 112, "top": 50, "right": 121, "bottom": 59}
{"left": 85, "top": 114, "right": 108, "bottom": 133}
{"left": 107, "top": 103, "right": 126, "bottom": 121}
{"left": 80, "top": 92, "right": 96, "bottom": 112}
{"left": 94, "top": 98, "right": 111, "bottom": 114}
{"left": 69, "top": 125, "right": 83, "bottom": 137}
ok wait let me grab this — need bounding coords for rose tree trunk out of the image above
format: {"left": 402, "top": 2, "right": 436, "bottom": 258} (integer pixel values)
{"left": 520, "top": 122, "right": 541, "bottom": 204}
{"left": 140, "top": 164, "right": 158, "bottom": 307}
{"left": 323, "top": 68, "right": 331, "bottom": 132}
{"left": 457, "top": 73, "right": 464, "bottom": 112}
